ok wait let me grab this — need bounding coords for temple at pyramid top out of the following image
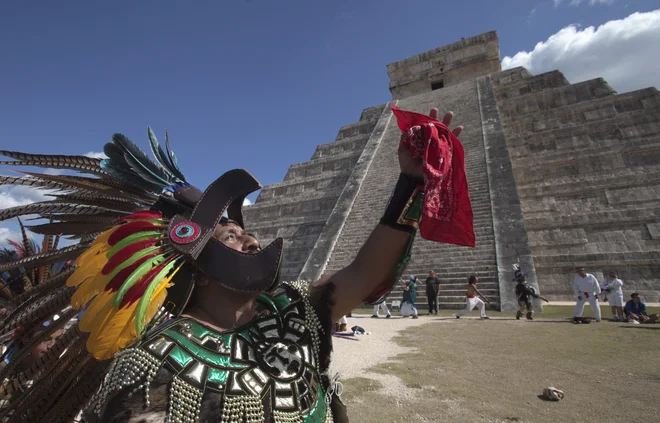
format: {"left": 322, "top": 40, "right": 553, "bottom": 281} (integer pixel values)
{"left": 387, "top": 31, "right": 501, "bottom": 99}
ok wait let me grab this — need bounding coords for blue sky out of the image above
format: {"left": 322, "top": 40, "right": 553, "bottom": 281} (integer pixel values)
{"left": 1, "top": 0, "right": 660, "bottom": 243}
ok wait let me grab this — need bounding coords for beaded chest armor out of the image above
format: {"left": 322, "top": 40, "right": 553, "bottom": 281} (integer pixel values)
{"left": 89, "top": 281, "right": 332, "bottom": 423}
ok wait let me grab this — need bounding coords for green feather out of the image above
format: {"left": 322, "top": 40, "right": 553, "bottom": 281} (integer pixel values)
{"left": 105, "top": 246, "right": 162, "bottom": 284}
{"left": 113, "top": 252, "right": 172, "bottom": 308}
{"left": 134, "top": 258, "right": 182, "bottom": 334}
{"left": 106, "top": 232, "right": 163, "bottom": 259}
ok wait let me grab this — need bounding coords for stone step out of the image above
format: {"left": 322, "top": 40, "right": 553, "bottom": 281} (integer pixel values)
{"left": 511, "top": 138, "right": 660, "bottom": 185}
{"left": 517, "top": 163, "right": 660, "bottom": 199}
{"left": 490, "top": 67, "right": 534, "bottom": 86}
{"left": 503, "top": 90, "right": 660, "bottom": 142}
{"left": 310, "top": 134, "right": 370, "bottom": 160}
{"left": 283, "top": 150, "right": 362, "bottom": 181}
{"left": 246, "top": 214, "right": 329, "bottom": 231}
{"left": 389, "top": 288, "right": 500, "bottom": 297}
{"left": 359, "top": 104, "right": 386, "bottom": 122}
{"left": 377, "top": 300, "right": 500, "bottom": 311}
{"left": 335, "top": 119, "right": 378, "bottom": 141}
{"left": 533, "top": 250, "right": 660, "bottom": 268}
{"left": 512, "top": 135, "right": 660, "bottom": 171}
{"left": 257, "top": 169, "right": 352, "bottom": 193}
{"left": 494, "top": 70, "right": 570, "bottom": 99}
{"left": 496, "top": 77, "right": 615, "bottom": 118}
{"left": 525, "top": 205, "right": 660, "bottom": 231}
{"left": 249, "top": 186, "right": 344, "bottom": 208}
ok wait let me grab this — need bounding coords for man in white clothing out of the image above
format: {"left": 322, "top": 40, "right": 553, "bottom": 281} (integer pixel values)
{"left": 573, "top": 267, "right": 602, "bottom": 322}
{"left": 602, "top": 271, "right": 625, "bottom": 321}
{"left": 372, "top": 300, "right": 391, "bottom": 318}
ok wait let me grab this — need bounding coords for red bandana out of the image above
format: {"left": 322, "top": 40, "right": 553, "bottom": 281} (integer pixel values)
{"left": 391, "top": 105, "right": 476, "bottom": 247}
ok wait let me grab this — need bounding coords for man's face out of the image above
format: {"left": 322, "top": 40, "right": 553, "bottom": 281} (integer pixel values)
{"left": 576, "top": 268, "right": 586, "bottom": 278}
{"left": 632, "top": 295, "right": 640, "bottom": 304}
{"left": 213, "top": 222, "right": 261, "bottom": 254}
{"left": 429, "top": 271, "right": 435, "bottom": 277}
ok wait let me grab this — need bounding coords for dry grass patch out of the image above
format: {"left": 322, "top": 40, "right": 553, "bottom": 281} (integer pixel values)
{"left": 342, "top": 307, "right": 660, "bottom": 423}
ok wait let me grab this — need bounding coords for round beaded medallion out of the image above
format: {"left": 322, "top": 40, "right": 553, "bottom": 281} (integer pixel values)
{"left": 170, "top": 221, "right": 202, "bottom": 244}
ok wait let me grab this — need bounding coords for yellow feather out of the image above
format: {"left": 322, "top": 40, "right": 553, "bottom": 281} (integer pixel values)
{"left": 89, "top": 225, "right": 120, "bottom": 247}
{"left": 112, "top": 280, "right": 172, "bottom": 356}
{"left": 88, "top": 302, "right": 139, "bottom": 360}
{"left": 70, "top": 226, "right": 118, "bottom": 267}
{"left": 79, "top": 290, "right": 114, "bottom": 333}
{"left": 66, "top": 251, "right": 110, "bottom": 288}
{"left": 71, "top": 271, "right": 109, "bottom": 309}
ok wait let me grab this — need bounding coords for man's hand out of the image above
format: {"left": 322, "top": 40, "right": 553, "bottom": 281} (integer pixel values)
{"left": 398, "top": 108, "right": 463, "bottom": 178}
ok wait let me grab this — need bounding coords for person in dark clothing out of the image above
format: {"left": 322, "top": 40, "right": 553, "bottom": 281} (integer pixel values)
{"left": 513, "top": 264, "right": 548, "bottom": 320}
{"left": 425, "top": 270, "right": 440, "bottom": 314}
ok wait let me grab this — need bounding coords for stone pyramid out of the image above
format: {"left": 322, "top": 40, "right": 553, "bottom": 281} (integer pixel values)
{"left": 244, "top": 31, "right": 660, "bottom": 311}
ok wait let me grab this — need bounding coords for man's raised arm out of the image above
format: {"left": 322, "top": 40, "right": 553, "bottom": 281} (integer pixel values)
{"left": 311, "top": 107, "right": 464, "bottom": 321}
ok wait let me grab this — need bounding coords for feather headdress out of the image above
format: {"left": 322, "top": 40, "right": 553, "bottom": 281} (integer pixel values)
{"left": 0, "top": 129, "right": 283, "bottom": 422}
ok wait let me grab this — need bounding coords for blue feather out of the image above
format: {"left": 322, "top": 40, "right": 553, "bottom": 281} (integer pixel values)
{"left": 112, "top": 134, "right": 171, "bottom": 187}
{"left": 164, "top": 131, "right": 187, "bottom": 182}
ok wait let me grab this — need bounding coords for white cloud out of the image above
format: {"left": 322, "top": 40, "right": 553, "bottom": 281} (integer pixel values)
{"left": 0, "top": 227, "right": 18, "bottom": 245}
{"left": 0, "top": 226, "right": 35, "bottom": 246}
{"left": 243, "top": 198, "right": 252, "bottom": 206}
{"left": 0, "top": 185, "right": 51, "bottom": 210}
{"left": 84, "top": 151, "right": 107, "bottom": 159}
{"left": 555, "top": 0, "right": 615, "bottom": 6}
{"left": 502, "top": 10, "right": 660, "bottom": 94}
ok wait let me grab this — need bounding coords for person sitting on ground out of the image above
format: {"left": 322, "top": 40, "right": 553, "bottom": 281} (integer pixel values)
{"left": 456, "top": 275, "right": 490, "bottom": 319}
{"left": 602, "top": 271, "right": 625, "bottom": 321}
{"left": 400, "top": 275, "right": 419, "bottom": 319}
{"left": 624, "top": 293, "right": 659, "bottom": 324}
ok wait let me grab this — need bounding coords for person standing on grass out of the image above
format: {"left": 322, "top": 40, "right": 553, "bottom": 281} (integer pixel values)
{"left": 425, "top": 270, "right": 440, "bottom": 315}
{"left": 513, "top": 266, "right": 549, "bottom": 320}
{"left": 456, "top": 275, "right": 490, "bottom": 319}
{"left": 400, "top": 275, "right": 419, "bottom": 319}
{"left": 602, "top": 271, "right": 625, "bottom": 321}
{"left": 573, "top": 266, "right": 602, "bottom": 323}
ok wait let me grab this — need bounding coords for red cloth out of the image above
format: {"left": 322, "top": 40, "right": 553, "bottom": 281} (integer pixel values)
{"left": 391, "top": 105, "right": 475, "bottom": 247}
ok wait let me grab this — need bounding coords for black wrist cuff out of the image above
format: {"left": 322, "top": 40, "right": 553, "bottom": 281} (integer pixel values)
{"left": 379, "top": 173, "right": 424, "bottom": 233}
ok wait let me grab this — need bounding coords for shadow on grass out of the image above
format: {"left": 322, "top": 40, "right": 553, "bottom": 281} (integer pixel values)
{"left": 618, "top": 325, "right": 660, "bottom": 330}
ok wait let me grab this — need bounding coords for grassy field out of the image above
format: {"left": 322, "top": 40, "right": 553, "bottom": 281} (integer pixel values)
{"left": 341, "top": 306, "right": 660, "bottom": 423}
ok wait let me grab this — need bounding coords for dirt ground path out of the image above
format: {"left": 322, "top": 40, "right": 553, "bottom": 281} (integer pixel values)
{"left": 331, "top": 313, "right": 429, "bottom": 380}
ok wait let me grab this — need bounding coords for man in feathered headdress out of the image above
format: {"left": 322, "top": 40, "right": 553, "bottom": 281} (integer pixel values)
{"left": 0, "top": 105, "right": 474, "bottom": 422}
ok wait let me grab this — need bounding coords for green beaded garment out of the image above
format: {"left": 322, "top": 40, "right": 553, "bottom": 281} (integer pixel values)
{"left": 83, "top": 281, "right": 342, "bottom": 423}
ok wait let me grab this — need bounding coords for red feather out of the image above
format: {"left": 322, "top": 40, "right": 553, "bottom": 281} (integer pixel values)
{"left": 115, "top": 210, "right": 163, "bottom": 222}
{"left": 108, "top": 221, "right": 165, "bottom": 246}
{"left": 101, "top": 239, "right": 159, "bottom": 275}
{"left": 7, "top": 240, "right": 26, "bottom": 258}
{"left": 105, "top": 252, "right": 160, "bottom": 292}
{"left": 119, "top": 256, "right": 175, "bottom": 308}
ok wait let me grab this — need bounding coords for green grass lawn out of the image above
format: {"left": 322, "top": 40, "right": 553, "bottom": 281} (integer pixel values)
{"left": 342, "top": 306, "right": 660, "bottom": 423}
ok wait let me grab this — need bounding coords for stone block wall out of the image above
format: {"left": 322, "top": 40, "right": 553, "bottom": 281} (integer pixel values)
{"left": 388, "top": 31, "right": 501, "bottom": 100}
{"left": 243, "top": 105, "right": 386, "bottom": 281}
{"left": 492, "top": 67, "right": 660, "bottom": 302}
